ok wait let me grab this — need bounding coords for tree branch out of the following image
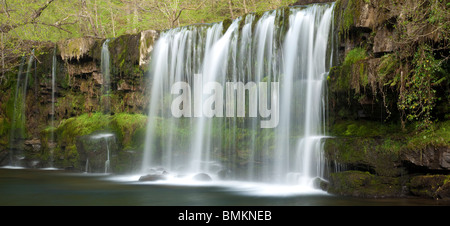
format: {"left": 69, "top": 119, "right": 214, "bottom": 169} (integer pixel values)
{"left": 0, "top": 0, "right": 56, "bottom": 33}
{"left": 30, "top": 22, "right": 73, "bottom": 34}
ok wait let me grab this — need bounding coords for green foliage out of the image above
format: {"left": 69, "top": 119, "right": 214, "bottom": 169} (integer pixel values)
{"left": 329, "top": 47, "right": 368, "bottom": 94}
{"left": 334, "top": 0, "right": 363, "bottom": 38}
{"left": 333, "top": 0, "right": 450, "bottom": 130}
{"left": 0, "top": 0, "right": 298, "bottom": 78}
{"left": 404, "top": 120, "right": 450, "bottom": 151}
{"left": 377, "top": 54, "right": 399, "bottom": 83}
{"left": 398, "top": 44, "right": 446, "bottom": 129}
{"left": 343, "top": 47, "right": 367, "bottom": 65}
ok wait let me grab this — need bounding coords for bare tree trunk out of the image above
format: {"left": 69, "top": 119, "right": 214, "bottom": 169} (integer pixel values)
{"left": 133, "top": 0, "right": 138, "bottom": 33}
{"left": 110, "top": 4, "right": 116, "bottom": 37}
{"left": 94, "top": 0, "right": 101, "bottom": 36}
{"left": 82, "top": 0, "right": 99, "bottom": 37}
{"left": 228, "top": 0, "right": 234, "bottom": 19}
{"left": 243, "top": 0, "right": 248, "bottom": 14}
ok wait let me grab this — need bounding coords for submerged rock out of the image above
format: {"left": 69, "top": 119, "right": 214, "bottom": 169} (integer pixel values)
{"left": 217, "top": 169, "right": 232, "bottom": 180}
{"left": 193, "top": 173, "right": 212, "bottom": 181}
{"left": 313, "top": 177, "right": 329, "bottom": 191}
{"left": 138, "top": 174, "right": 167, "bottom": 182}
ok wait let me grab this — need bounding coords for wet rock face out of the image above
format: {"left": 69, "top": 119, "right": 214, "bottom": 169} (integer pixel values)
{"left": 401, "top": 147, "right": 450, "bottom": 171}
{"left": 193, "top": 173, "right": 212, "bottom": 181}
{"left": 76, "top": 132, "right": 118, "bottom": 173}
{"left": 0, "top": 29, "right": 158, "bottom": 169}
{"left": 139, "top": 30, "right": 159, "bottom": 69}
{"left": 139, "top": 174, "right": 167, "bottom": 182}
{"left": 57, "top": 37, "right": 98, "bottom": 61}
{"left": 373, "top": 26, "right": 394, "bottom": 55}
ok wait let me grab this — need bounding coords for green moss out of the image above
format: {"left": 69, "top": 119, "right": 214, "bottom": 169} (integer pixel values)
{"left": 409, "top": 175, "right": 450, "bottom": 199}
{"left": 326, "top": 119, "right": 410, "bottom": 176}
{"left": 335, "top": 0, "right": 363, "bottom": 38}
{"left": 344, "top": 47, "right": 367, "bottom": 66}
{"left": 56, "top": 112, "right": 112, "bottom": 146}
{"left": 222, "top": 18, "right": 233, "bottom": 34}
{"left": 404, "top": 120, "right": 450, "bottom": 151}
{"left": 0, "top": 117, "right": 6, "bottom": 137}
{"left": 328, "top": 170, "right": 402, "bottom": 197}
{"left": 252, "top": 10, "right": 266, "bottom": 31}
{"left": 330, "top": 120, "right": 401, "bottom": 137}
{"left": 110, "top": 113, "right": 147, "bottom": 150}
{"left": 326, "top": 119, "right": 450, "bottom": 178}
{"left": 66, "top": 40, "right": 81, "bottom": 57}
{"left": 329, "top": 47, "right": 368, "bottom": 94}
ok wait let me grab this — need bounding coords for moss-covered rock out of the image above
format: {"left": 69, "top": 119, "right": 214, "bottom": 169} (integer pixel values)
{"left": 409, "top": 175, "right": 450, "bottom": 199}
{"left": 76, "top": 131, "right": 119, "bottom": 173}
{"left": 57, "top": 37, "right": 100, "bottom": 61}
{"left": 110, "top": 113, "right": 147, "bottom": 151}
{"left": 327, "top": 170, "right": 404, "bottom": 198}
{"left": 109, "top": 34, "right": 141, "bottom": 78}
{"left": 46, "top": 112, "right": 149, "bottom": 171}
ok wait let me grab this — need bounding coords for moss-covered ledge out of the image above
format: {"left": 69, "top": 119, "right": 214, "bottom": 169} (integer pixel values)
{"left": 409, "top": 175, "right": 450, "bottom": 200}
{"left": 327, "top": 170, "right": 405, "bottom": 198}
{"left": 323, "top": 119, "right": 450, "bottom": 199}
{"left": 326, "top": 170, "right": 450, "bottom": 199}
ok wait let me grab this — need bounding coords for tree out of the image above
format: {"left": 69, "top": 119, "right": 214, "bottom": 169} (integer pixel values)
{"left": 0, "top": 0, "right": 71, "bottom": 81}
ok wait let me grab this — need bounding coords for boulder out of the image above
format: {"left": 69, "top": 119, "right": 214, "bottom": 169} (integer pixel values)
{"left": 139, "top": 174, "right": 167, "bottom": 182}
{"left": 193, "top": 173, "right": 212, "bottom": 181}
{"left": 313, "top": 177, "right": 329, "bottom": 191}
{"left": 409, "top": 175, "right": 450, "bottom": 199}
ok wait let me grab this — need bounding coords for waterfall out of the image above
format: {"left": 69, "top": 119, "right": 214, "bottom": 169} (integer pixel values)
{"left": 8, "top": 51, "right": 35, "bottom": 167}
{"left": 90, "top": 133, "right": 114, "bottom": 174}
{"left": 105, "top": 140, "right": 110, "bottom": 174}
{"left": 49, "top": 48, "right": 57, "bottom": 168}
{"left": 141, "top": 3, "right": 335, "bottom": 187}
{"left": 101, "top": 39, "right": 111, "bottom": 114}
{"left": 85, "top": 158, "right": 89, "bottom": 173}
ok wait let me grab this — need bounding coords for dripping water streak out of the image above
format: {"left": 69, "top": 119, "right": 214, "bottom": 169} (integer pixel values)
{"left": 50, "top": 48, "right": 57, "bottom": 167}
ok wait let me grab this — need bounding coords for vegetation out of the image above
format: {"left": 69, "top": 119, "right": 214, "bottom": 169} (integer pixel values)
{"left": 332, "top": 0, "right": 450, "bottom": 131}
{"left": 0, "top": 0, "right": 298, "bottom": 82}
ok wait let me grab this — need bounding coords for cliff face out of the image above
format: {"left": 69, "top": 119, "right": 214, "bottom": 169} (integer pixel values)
{"left": 325, "top": 0, "right": 450, "bottom": 198}
{"left": 0, "top": 30, "right": 158, "bottom": 172}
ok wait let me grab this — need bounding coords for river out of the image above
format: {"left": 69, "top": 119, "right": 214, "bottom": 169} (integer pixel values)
{"left": 1, "top": 168, "right": 448, "bottom": 206}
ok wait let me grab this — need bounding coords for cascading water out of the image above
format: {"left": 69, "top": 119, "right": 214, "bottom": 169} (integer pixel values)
{"left": 8, "top": 51, "right": 35, "bottom": 167}
{"left": 49, "top": 48, "right": 57, "bottom": 168}
{"left": 101, "top": 39, "right": 111, "bottom": 114}
{"left": 89, "top": 133, "right": 114, "bottom": 174}
{"left": 141, "top": 3, "right": 335, "bottom": 189}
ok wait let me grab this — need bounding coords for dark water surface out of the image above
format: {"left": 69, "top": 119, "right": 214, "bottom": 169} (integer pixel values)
{"left": 0, "top": 168, "right": 448, "bottom": 206}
